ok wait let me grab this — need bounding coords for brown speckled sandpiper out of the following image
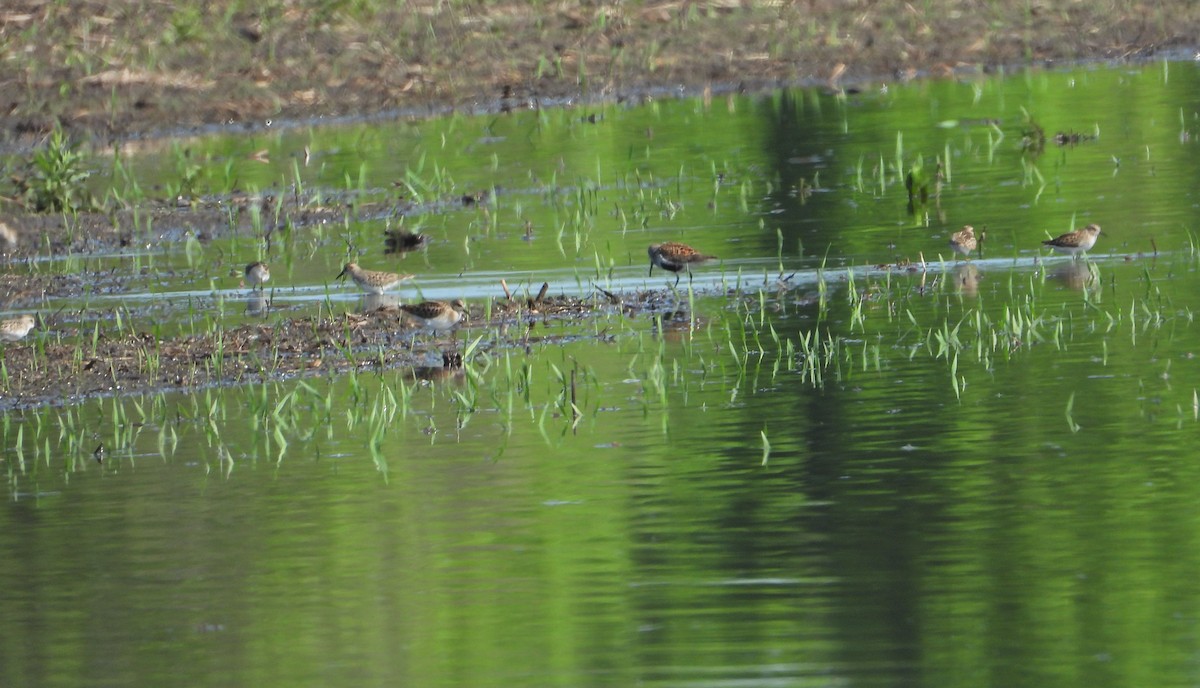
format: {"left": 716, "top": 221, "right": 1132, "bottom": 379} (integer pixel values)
{"left": 1042, "top": 224, "right": 1102, "bottom": 257}
{"left": 949, "top": 225, "right": 977, "bottom": 259}
{"left": 0, "top": 314, "right": 36, "bottom": 342}
{"left": 244, "top": 261, "right": 270, "bottom": 291}
{"left": 400, "top": 299, "right": 467, "bottom": 334}
{"left": 336, "top": 262, "right": 414, "bottom": 294}
{"left": 648, "top": 242, "right": 717, "bottom": 287}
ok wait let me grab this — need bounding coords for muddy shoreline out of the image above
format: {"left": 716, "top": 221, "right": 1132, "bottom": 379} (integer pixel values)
{"left": 2, "top": 1, "right": 1198, "bottom": 147}
{"left": 0, "top": 289, "right": 705, "bottom": 412}
{"left": 2, "top": 1, "right": 1199, "bottom": 409}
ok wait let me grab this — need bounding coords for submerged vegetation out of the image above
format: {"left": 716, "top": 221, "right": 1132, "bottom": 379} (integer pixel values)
{"left": 0, "top": 55, "right": 1198, "bottom": 474}
{"left": 4, "top": 7, "right": 1200, "bottom": 688}
{"left": 4, "top": 245, "right": 1198, "bottom": 471}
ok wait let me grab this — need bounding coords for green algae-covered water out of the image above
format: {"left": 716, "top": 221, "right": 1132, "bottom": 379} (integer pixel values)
{"left": 4, "top": 61, "right": 1200, "bottom": 687}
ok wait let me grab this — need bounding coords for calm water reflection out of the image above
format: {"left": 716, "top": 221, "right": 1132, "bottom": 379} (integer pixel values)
{"left": 5, "top": 60, "right": 1200, "bottom": 687}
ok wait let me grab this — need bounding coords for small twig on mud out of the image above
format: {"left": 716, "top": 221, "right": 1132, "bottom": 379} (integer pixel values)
{"left": 500, "top": 279, "right": 512, "bottom": 300}
{"left": 527, "top": 282, "right": 548, "bottom": 308}
{"left": 593, "top": 283, "right": 621, "bottom": 305}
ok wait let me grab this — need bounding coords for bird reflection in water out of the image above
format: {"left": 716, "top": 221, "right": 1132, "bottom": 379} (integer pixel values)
{"left": 1051, "top": 260, "right": 1100, "bottom": 295}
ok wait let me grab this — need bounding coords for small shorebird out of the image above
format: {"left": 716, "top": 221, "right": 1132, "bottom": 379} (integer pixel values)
{"left": 336, "top": 262, "right": 414, "bottom": 294}
{"left": 1042, "top": 224, "right": 1102, "bottom": 257}
{"left": 949, "top": 225, "right": 977, "bottom": 259}
{"left": 0, "top": 221, "right": 17, "bottom": 252}
{"left": 0, "top": 314, "right": 36, "bottom": 342}
{"left": 648, "top": 242, "right": 717, "bottom": 287}
{"left": 244, "top": 261, "right": 270, "bottom": 291}
{"left": 401, "top": 299, "right": 467, "bottom": 332}
{"left": 401, "top": 299, "right": 467, "bottom": 342}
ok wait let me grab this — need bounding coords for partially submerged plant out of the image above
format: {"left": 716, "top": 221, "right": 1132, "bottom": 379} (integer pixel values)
{"left": 904, "top": 153, "right": 941, "bottom": 209}
{"left": 11, "top": 124, "right": 97, "bottom": 213}
{"left": 1020, "top": 107, "right": 1046, "bottom": 155}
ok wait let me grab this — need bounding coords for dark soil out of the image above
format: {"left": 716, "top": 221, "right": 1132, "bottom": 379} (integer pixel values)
{"left": 0, "top": 290, "right": 702, "bottom": 411}
{"left": 1, "top": 0, "right": 1197, "bottom": 408}
{"left": 1, "top": 1, "right": 1197, "bottom": 146}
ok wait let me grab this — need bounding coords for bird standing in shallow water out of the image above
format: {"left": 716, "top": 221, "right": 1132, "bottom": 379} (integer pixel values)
{"left": 648, "top": 242, "right": 717, "bottom": 287}
{"left": 1042, "top": 224, "right": 1102, "bottom": 257}
{"left": 0, "top": 314, "right": 36, "bottom": 342}
{"left": 336, "top": 262, "right": 414, "bottom": 294}
{"left": 949, "top": 225, "right": 977, "bottom": 259}
{"left": 244, "top": 262, "right": 270, "bottom": 291}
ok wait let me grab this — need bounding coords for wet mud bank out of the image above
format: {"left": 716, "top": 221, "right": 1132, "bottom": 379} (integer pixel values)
{"left": 0, "top": 288, "right": 706, "bottom": 411}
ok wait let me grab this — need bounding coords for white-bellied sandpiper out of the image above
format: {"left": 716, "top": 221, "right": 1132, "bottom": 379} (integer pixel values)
{"left": 336, "top": 262, "right": 414, "bottom": 294}
{"left": 400, "top": 299, "right": 467, "bottom": 336}
{"left": 244, "top": 261, "right": 270, "bottom": 291}
{"left": 949, "top": 225, "right": 977, "bottom": 259}
{"left": 648, "top": 242, "right": 717, "bottom": 287}
{"left": 1042, "top": 224, "right": 1102, "bottom": 257}
{"left": 0, "top": 314, "right": 36, "bottom": 342}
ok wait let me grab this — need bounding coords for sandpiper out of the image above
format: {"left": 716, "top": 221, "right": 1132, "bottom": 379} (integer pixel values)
{"left": 336, "top": 262, "right": 414, "bottom": 294}
{"left": 1042, "top": 224, "right": 1102, "bottom": 257}
{"left": 400, "top": 299, "right": 467, "bottom": 335}
{"left": 648, "top": 242, "right": 717, "bottom": 287}
{"left": 949, "top": 225, "right": 977, "bottom": 259}
{"left": 0, "top": 221, "right": 17, "bottom": 252}
{"left": 244, "top": 261, "right": 270, "bottom": 291}
{"left": 0, "top": 314, "right": 36, "bottom": 342}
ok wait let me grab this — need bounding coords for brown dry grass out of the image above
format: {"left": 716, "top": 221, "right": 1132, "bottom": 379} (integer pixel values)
{"left": 0, "top": 1, "right": 1197, "bottom": 144}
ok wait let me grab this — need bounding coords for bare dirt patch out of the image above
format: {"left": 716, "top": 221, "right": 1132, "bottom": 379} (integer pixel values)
{"left": 1, "top": 1, "right": 1197, "bottom": 145}
{"left": 0, "top": 290, "right": 701, "bottom": 410}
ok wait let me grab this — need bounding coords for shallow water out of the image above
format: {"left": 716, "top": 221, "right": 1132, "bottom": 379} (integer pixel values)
{"left": 5, "top": 61, "right": 1200, "bottom": 686}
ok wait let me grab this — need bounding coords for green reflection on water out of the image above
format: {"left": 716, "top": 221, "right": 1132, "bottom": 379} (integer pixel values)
{"left": 4, "top": 60, "right": 1200, "bottom": 687}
